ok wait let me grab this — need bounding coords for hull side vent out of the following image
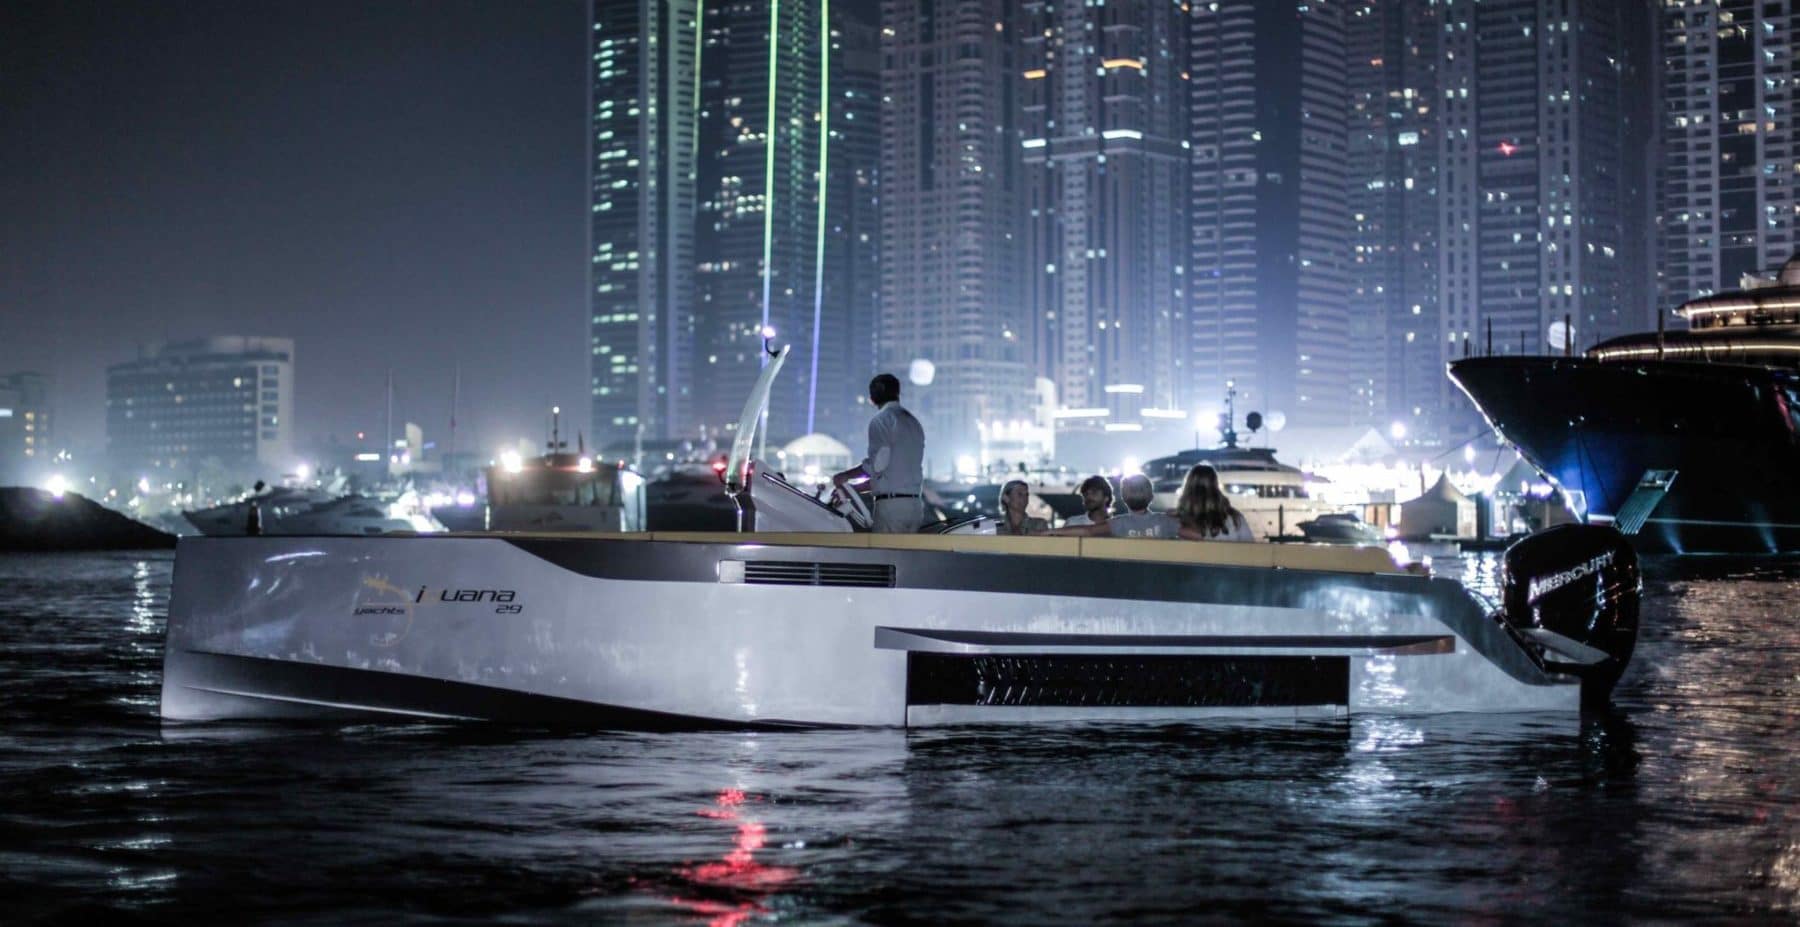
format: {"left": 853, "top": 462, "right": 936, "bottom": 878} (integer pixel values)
{"left": 738, "top": 560, "right": 896, "bottom": 588}
{"left": 907, "top": 654, "right": 1348, "bottom": 708}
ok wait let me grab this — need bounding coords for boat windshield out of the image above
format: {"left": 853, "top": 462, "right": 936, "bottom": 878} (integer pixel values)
{"left": 1225, "top": 483, "right": 1308, "bottom": 499}
{"left": 489, "top": 468, "right": 627, "bottom": 507}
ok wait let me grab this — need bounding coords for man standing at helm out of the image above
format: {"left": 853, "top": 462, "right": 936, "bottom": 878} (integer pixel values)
{"left": 832, "top": 373, "right": 926, "bottom": 533}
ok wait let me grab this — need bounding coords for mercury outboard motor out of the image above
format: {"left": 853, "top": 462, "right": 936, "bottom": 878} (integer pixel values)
{"left": 1499, "top": 524, "right": 1641, "bottom": 706}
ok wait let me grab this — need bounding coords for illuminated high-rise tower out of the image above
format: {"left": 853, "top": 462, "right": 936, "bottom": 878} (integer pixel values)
{"left": 691, "top": 0, "right": 828, "bottom": 442}
{"left": 1021, "top": 0, "right": 1189, "bottom": 429}
{"left": 1660, "top": 0, "right": 1796, "bottom": 309}
{"left": 1188, "top": 0, "right": 1354, "bottom": 429}
{"left": 1345, "top": 0, "right": 1444, "bottom": 440}
{"left": 1437, "top": 0, "right": 1654, "bottom": 365}
{"left": 814, "top": 1, "right": 883, "bottom": 444}
{"left": 588, "top": 0, "right": 701, "bottom": 448}
{"left": 879, "top": 0, "right": 1034, "bottom": 465}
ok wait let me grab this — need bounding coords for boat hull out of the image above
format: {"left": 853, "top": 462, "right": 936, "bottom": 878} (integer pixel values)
{"left": 159, "top": 534, "right": 1583, "bottom": 727}
{"left": 1450, "top": 356, "right": 1800, "bottom": 554}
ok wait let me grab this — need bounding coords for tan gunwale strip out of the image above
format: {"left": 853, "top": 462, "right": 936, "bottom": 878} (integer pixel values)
{"left": 468, "top": 530, "right": 1406, "bottom": 575}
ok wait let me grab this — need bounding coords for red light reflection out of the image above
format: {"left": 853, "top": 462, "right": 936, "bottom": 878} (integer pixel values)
{"left": 667, "top": 787, "right": 798, "bottom": 926}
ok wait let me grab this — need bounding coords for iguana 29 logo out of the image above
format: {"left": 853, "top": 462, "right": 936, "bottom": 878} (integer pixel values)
{"left": 353, "top": 576, "right": 526, "bottom": 646}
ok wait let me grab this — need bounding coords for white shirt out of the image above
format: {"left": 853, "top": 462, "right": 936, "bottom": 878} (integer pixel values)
{"left": 862, "top": 401, "right": 925, "bottom": 495}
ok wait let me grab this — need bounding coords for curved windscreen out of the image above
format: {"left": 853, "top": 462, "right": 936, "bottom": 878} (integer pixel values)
{"left": 725, "top": 344, "right": 790, "bottom": 493}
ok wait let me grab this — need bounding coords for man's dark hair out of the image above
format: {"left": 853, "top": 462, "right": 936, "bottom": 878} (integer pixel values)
{"left": 869, "top": 373, "right": 901, "bottom": 405}
{"left": 1078, "top": 475, "right": 1114, "bottom": 501}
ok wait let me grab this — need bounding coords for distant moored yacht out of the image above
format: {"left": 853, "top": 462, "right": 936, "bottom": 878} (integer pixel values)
{"left": 1451, "top": 254, "right": 1800, "bottom": 553}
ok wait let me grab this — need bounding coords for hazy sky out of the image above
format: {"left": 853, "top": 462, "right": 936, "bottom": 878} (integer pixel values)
{"left": 1, "top": 0, "right": 588, "bottom": 456}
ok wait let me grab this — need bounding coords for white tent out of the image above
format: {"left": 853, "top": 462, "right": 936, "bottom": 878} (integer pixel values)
{"left": 1398, "top": 473, "right": 1478, "bottom": 540}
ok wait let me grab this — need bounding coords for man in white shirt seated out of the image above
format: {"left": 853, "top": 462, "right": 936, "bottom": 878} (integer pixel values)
{"left": 831, "top": 373, "right": 927, "bottom": 533}
{"left": 1050, "top": 474, "right": 1180, "bottom": 539}
{"left": 1062, "top": 475, "right": 1115, "bottom": 528}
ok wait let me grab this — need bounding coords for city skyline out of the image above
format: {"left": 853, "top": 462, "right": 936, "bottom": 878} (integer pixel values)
{"left": 4, "top": 0, "right": 1795, "bottom": 479}
{"left": 2, "top": 1, "right": 595, "bottom": 461}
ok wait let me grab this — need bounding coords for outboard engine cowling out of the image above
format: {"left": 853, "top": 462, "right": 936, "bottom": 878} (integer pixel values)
{"left": 1499, "top": 524, "right": 1641, "bottom": 705}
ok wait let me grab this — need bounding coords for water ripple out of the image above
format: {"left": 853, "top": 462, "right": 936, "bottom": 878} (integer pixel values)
{"left": 0, "top": 551, "right": 1796, "bottom": 923}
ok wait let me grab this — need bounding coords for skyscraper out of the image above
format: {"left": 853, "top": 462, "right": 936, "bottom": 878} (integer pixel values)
{"left": 814, "top": 1, "right": 884, "bottom": 444}
{"left": 1020, "top": 0, "right": 1189, "bottom": 425}
{"left": 0, "top": 371, "right": 51, "bottom": 483}
{"left": 106, "top": 337, "right": 296, "bottom": 487}
{"left": 879, "top": 0, "right": 1035, "bottom": 465}
{"left": 1189, "top": 0, "right": 1354, "bottom": 430}
{"left": 1437, "top": 0, "right": 1653, "bottom": 376}
{"left": 1660, "top": 0, "right": 1796, "bottom": 308}
{"left": 589, "top": 0, "right": 700, "bottom": 450}
{"left": 1345, "top": 0, "right": 1444, "bottom": 440}
{"left": 692, "top": 0, "right": 827, "bottom": 443}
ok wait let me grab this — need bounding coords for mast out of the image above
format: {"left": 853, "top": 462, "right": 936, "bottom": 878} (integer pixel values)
{"left": 384, "top": 369, "right": 394, "bottom": 474}
{"left": 449, "top": 364, "right": 460, "bottom": 468}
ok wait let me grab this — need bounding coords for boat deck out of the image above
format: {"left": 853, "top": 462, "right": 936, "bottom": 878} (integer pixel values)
{"left": 438, "top": 530, "right": 1410, "bottom": 575}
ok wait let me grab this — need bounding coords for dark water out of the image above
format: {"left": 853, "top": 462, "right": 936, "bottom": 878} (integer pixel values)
{"left": 2, "top": 551, "right": 1797, "bottom": 924}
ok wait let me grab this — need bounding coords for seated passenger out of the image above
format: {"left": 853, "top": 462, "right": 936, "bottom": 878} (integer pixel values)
{"left": 996, "top": 479, "right": 1050, "bottom": 535}
{"left": 1176, "top": 463, "right": 1256, "bottom": 542}
{"left": 1063, "top": 475, "right": 1114, "bottom": 528}
{"left": 1050, "top": 474, "right": 1180, "bottom": 538}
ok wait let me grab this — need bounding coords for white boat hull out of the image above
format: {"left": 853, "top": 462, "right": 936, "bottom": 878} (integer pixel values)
{"left": 158, "top": 533, "right": 1598, "bottom": 727}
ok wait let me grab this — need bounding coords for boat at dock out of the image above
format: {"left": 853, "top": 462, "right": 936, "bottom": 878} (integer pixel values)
{"left": 1451, "top": 254, "right": 1800, "bottom": 553}
{"left": 431, "top": 410, "right": 648, "bottom": 534}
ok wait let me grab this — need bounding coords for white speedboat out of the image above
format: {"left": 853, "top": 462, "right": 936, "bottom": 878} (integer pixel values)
{"left": 159, "top": 338, "right": 1642, "bottom": 727}
{"left": 158, "top": 524, "right": 1639, "bottom": 726}
{"left": 266, "top": 495, "right": 420, "bottom": 536}
{"left": 186, "top": 490, "right": 429, "bottom": 537}
{"left": 182, "top": 487, "right": 333, "bottom": 536}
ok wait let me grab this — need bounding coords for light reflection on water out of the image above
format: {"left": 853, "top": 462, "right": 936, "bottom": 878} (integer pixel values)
{"left": 0, "top": 550, "right": 1796, "bottom": 922}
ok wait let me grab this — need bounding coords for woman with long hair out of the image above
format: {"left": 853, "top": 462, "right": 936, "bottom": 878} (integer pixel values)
{"left": 996, "top": 479, "right": 1050, "bottom": 535}
{"left": 1176, "top": 464, "right": 1255, "bottom": 542}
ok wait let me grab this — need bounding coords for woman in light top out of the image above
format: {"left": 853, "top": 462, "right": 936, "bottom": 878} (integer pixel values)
{"left": 1176, "top": 464, "right": 1256, "bottom": 542}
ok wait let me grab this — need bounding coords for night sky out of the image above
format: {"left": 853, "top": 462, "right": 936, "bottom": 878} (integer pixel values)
{"left": 1, "top": 0, "right": 588, "bottom": 457}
